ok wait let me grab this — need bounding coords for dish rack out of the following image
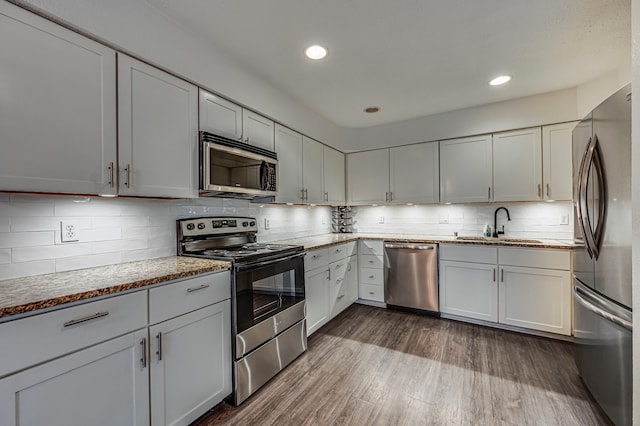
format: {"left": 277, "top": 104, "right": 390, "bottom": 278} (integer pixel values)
{"left": 332, "top": 206, "right": 354, "bottom": 233}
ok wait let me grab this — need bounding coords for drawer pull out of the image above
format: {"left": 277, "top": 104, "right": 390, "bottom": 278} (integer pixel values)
{"left": 369, "top": 275, "right": 375, "bottom": 279}
{"left": 368, "top": 260, "right": 375, "bottom": 264}
{"left": 187, "top": 283, "right": 210, "bottom": 293}
{"left": 369, "top": 292, "right": 375, "bottom": 295}
{"left": 337, "top": 295, "right": 345, "bottom": 300}
{"left": 63, "top": 311, "right": 109, "bottom": 328}
{"left": 335, "top": 263, "right": 343, "bottom": 269}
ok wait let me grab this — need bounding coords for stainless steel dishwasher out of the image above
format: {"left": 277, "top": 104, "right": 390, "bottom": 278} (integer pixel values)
{"left": 384, "top": 241, "right": 439, "bottom": 314}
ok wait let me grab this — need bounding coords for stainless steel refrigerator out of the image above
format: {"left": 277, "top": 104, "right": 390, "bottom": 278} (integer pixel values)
{"left": 573, "top": 83, "right": 632, "bottom": 426}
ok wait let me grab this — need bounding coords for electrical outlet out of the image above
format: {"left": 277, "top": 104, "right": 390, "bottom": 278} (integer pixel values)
{"left": 264, "top": 218, "right": 270, "bottom": 230}
{"left": 60, "top": 221, "right": 79, "bottom": 243}
{"left": 378, "top": 216, "right": 384, "bottom": 224}
{"left": 439, "top": 215, "right": 449, "bottom": 224}
{"left": 560, "top": 215, "right": 570, "bottom": 225}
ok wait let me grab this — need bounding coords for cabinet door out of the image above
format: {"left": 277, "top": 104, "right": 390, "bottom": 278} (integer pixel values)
{"left": 323, "top": 146, "right": 346, "bottom": 204}
{"left": 0, "top": 330, "right": 149, "bottom": 426}
{"left": 439, "top": 260, "right": 498, "bottom": 322}
{"left": 199, "top": 90, "right": 243, "bottom": 140}
{"left": 305, "top": 267, "right": 331, "bottom": 335}
{"left": 499, "top": 266, "right": 571, "bottom": 335}
{"left": 242, "top": 109, "right": 275, "bottom": 151}
{"left": 118, "top": 54, "right": 198, "bottom": 198}
{"left": 302, "top": 137, "right": 325, "bottom": 204}
{"left": 347, "top": 149, "right": 390, "bottom": 204}
{"left": 439, "top": 135, "right": 492, "bottom": 203}
{"left": 492, "top": 127, "right": 542, "bottom": 201}
{"left": 389, "top": 142, "right": 439, "bottom": 203}
{"left": 274, "top": 124, "right": 303, "bottom": 203}
{"left": 542, "top": 122, "right": 576, "bottom": 201}
{"left": 0, "top": 2, "right": 117, "bottom": 195}
{"left": 345, "top": 255, "right": 359, "bottom": 304}
{"left": 150, "top": 301, "right": 231, "bottom": 426}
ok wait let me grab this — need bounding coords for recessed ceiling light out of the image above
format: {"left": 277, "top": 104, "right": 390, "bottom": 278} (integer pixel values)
{"left": 305, "top": 45, "right": 327, "bottom": 60}
{"left": 489, "top": 75, "right": 512, "bottom": 86}
{"left": 364, "top": 106, "right": 380, "bottom": 113}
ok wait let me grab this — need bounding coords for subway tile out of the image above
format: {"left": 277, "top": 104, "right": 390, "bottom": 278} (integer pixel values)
{"left": 0, "top": 193, "right": 9, "bottom": 202}
{"left": 55, "top": 252, "right": 122, "bottom": 273}
{"left": 90, "top": 216, "right": 150, "bottom": 229}
{"left": 0, "top": 260, "right": 55, "bottom": 280}
{"left": 0, "top": 249, "right": 10, "bottom": 265}
{"left": 125, "top": 247, "right": 176, "bottom": 262}
{"left": 12, "top": 244, "right": 91, "bottom": 263}
{"left": 0, "top": 232, "right": 54, "bottom": 249}
{"left": 11, "top": 217, "right": 91, "bottom": 232}
{"left": 0, "top": 218, "right": 9, "bottom": 233}
{"left": 0, "top": 201, "right": 54, "bottom": 217}
{"left": 54, "top": 198, "right": 121, "bottom": 217}
{"left": 90, "top": 239, "right": 148, "bottom": 254}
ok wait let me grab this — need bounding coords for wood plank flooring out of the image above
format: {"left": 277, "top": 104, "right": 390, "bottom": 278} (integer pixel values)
{"left": 193, "top": 304, "right": 612, "bottom": 426}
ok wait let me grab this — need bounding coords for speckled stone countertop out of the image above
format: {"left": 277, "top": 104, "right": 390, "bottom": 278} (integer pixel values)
{"left": 0, "top": 257, "right": 230, "bottom": 320}
{"left": 270, "top": 233, "right": 574, "bottom": 251}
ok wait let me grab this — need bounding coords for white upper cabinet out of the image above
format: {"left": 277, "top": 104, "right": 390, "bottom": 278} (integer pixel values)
{"left": 389, "top": 142, "right": 439, "bottom": 204}
{"left": 274, "top": 124, "right": 304, "bottom": 203}
{"left": 118, "top": 54, "right": 198, "bottom": 198}
{"left": 199, "top": 90, "right": 243, "bottom": 140}
{"left": 492, "top": 127, "right": 542, "bottom": 202}
{"left": 347, "top": 149, "right": 390, "bottom": 205}
{"left": 303, "top": 137, "right": 325, "bottom": 204}
{"left": 323, "top": 146, "right": 346, "bottom": 204}
{"left": 0, "top": 2, "right": 117, "bottom": 196}
{"left": 542, "top": 122, "right": 576, "bottom": 201}
{"left": 242, "top": 110, "right": 275, "bottom": 151}
{"left": 440, "top": 135, "right": 493, "bottom": 203}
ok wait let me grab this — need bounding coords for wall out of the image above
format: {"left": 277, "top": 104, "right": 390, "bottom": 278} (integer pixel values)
{"left": 352, "top": 202, "right": 573, "bottom": 241}
{"left": 0, "top": 193, "right": 331, "bottom": 281}
{"left": 576, "top": 66, "right": 632, "bottom": 118}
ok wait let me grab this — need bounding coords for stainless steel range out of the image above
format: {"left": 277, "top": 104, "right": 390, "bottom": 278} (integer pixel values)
{"left": 177, "top": 217, "right": 307, "bottom": 405}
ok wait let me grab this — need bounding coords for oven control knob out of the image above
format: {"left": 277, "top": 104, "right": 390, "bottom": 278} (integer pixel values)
{"left": 186, "top": 223, "right": 195, "bottom": 231}
{"left": 197, "top": 223, "right": 205, "bottom": 230}
{"left": 249, "top": 221, "right": 256, "bottom": 227}
{"left": 242, "top": 221, "right": 249, "bottom": 227}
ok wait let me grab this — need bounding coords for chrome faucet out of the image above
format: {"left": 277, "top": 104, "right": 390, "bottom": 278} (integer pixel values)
{"left": 493, "top": 207, "right": 511, "bottom": 238}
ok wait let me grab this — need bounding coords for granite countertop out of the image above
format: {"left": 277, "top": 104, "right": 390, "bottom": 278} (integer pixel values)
{"left": 0, "top": 256, "right": 231, "bottom": 320}
{"left": 271, "top": 233, "right": 574, "bottom": 251}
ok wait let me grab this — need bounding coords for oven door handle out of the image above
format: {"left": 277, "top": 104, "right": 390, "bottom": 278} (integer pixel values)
{"left": 235, "top": 252, "right": 306, "bottom": 271}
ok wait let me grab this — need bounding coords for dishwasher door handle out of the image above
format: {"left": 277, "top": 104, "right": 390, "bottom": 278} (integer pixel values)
{"left": 384, "top": 243, "right": 435, "bottom": 250}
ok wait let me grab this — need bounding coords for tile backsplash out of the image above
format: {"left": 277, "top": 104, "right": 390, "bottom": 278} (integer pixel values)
{"left": 0, "top": 193, "right": 332, "bottom": 280}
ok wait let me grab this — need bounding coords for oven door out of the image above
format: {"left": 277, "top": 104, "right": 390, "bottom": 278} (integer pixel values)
{"left": 234, "top": 253, "right": 305, "bottom": 336}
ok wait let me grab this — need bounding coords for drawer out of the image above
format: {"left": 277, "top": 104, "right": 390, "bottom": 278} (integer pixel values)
{"left": 358, "top": 240, "right": 384, "bottom": 256}
{"left": 306, "top": 248, "right": 329, "bottom": 271}
{"left": 359, "top": 254, "right": 383, "bottom": 269}
{"left": 0, "top": 290, "right": 147, "bottom": 378}
{"left": 359, "top": 283, "right": 384, "bottom": 302}
{"left": 498, "top": 247, "right": 571, "bottom": 270}
{"left": 328, "top": 241, "right": 357, "bottom": 263}
{"left": 149, "top": 270, "right": 231, "bottom": 324}
{"left": 329, "top": 259, "right": 348, "bottom": 278}
{"left": 360, "top": 267, "right": 383, "bottom": 285}
{"left": 439, "top": 244, "right": 498, "bottom": 264}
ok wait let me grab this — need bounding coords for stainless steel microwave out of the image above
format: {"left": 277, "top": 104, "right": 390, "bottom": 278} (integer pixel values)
{"left": 200, "top": 132, "right": 278, "bottom": 199}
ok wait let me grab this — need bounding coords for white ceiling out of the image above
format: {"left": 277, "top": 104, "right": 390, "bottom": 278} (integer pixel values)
{"left": 146, "top": 0, "right": 630, "bottom": 128}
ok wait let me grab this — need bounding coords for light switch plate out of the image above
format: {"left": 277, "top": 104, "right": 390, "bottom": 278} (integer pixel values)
{"left": 439, "top": 215, "right": 449, "bottom": 224}
{"left": 378, "top": 216, "right": 384, "bottom": 224}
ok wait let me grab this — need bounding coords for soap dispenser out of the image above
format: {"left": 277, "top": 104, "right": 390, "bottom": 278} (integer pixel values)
{"left": 483, "top": 223, "right": 492, "bottom": 237}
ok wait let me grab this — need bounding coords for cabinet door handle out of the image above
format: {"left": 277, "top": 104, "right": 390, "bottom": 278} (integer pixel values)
{"left": 488, "top": 187, "right": 491, "bottom": 201}
{"left": 187, "top": 283, "right": 210, "bottom": 293}
{"left": 389, "top": 192, "right": 393, "bottom": 202}
{"left": 140, "top": 338, "right": 147, "bottom": 369}
{"left": 327, "top": 268, "right": 331, "bottom": 281}
{"left": 304, "top": 188, "right": 309, "bottom": 200}
{"left": 493, "top": 268, "right": 496, "bottom": 282}
{"left": 156, "top": 332, "right": 163, "bottom": 361}
{"left": 537, "top": 184, "right": 542, "bottom": 198}
{"left": 63, "top": 311, "right": 109, "bottom": 327}
{"left": 546, "top": 183, "right": 550, "bottom": 197}
{"left": 324, "top": 192, "right": 329, "bottom": 202}
{"left": 385, "top": 192, "right": 389, "bottom": 202}
{"left": 244, "top": 137, "right": 249, "bottom": 143}
{"left": 123, "top": 164, "right": 131, "bottom": 188}
{"left": 501, "top": 269, "right": 504, "bottom": 282}
{"left": 347, "top": 263, "right": 352, "bottom": 272}
{"left": 107, "top": 162, "right": 114, "bottom": 188}
{"left": 301, "top": 188, "right": 305, "bottom": 200}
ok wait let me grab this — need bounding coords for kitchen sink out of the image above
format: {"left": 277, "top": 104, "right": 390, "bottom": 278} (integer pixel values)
{"left": 455, "top": 236, "right": 542, "bottom": 244}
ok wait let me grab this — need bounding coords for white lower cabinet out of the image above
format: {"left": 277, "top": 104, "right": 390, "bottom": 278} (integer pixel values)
{"left": 439, "top": 244, "right": 572, "bottom": 336}
{"left": 0, "top": 329, "right": 149, "bottom": 426}
{"left": 305, "top": 257, "right": 331, "bottom": 335}
{"left": 329, "top": 254, "right": 358, "bottom": 317}
{"left": 357, "top": 240, "right": 385, "bottom": 303}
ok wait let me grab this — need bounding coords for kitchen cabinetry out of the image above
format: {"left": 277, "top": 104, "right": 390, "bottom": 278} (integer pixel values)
{"left": 358, "top": 240, "right": 385, "bottom": 304}
{"left": 0, "top": 291, "right": 149, "bottom": 425}
{"left": 148, "top": 272, "right": 231, "bottom": 426}
{"left": 389, "top": 142, "right": 440, "bottom": 204}
{"left": 303, "top": 137, "right": 325, "bottom": 204}
{"left": 328, "top": 242, "right": 358, "bottom": 317}
{"left": 440, "top": 135, "right": 493, "bottom": 203}
{"left": 347, "top": 150, "right": 390, "bottom": 204}
{"left": 492, "top": 128, "right": 542, "bottom": 201}
{"left": 274, "top": 124, "right": 304, "bottom": 203}
{"left": 118, "top": 54, "right": 199, "bottom": 198}
{"left": 439, "top": 244, "right": 571, "bottom": 335}
{"left": 542, "top": 122, "right": 576, "bottom": 201}
{"left": 305, "top": 248, "right": 331, "bottom": 335}
{"left": 323, "top": 146, "right": 346, "bottom": 204}
{"left": 0, "top": 1, "right": 117, "bottom": 196}
{"left": 199, "top": 89, "right": 274, "bottom": 151}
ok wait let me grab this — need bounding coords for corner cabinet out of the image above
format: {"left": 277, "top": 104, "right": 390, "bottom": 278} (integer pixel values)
{"left": 0, "top": 1, "right": 117, "bottom": 196}
{"left": 389, "top": 142, "right": 439, "bottom": 204}
{"left": 347, "top": 149, "right": 390, "bottom": 204}
{"left": 117, "top": 54, "right": 198, "bottom": 198}
{"left": 439, "top": 135, "right": 493, "bottom": 203}
{"left": 323, "top": 146, "right": 346, "bottom": 204}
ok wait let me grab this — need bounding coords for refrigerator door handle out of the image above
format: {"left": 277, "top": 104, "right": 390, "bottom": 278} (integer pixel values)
{"left": 576, "top": 137, "right": 594, "bottom": 258}
{"left": 591, "top": 135, "right": 606, "bottom": 258}
{"left": 574, "top": 286, "right": 632, "bottom": 331}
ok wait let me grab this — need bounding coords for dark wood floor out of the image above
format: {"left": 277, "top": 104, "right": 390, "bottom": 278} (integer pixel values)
{"left": 193, "top": 304, "right": 612, "bottom": 426}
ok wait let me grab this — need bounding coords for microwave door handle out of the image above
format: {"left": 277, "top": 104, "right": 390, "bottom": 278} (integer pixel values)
{"left": 591, "top": 136, "right": 606, "bottom": 258}
{"left": 576, "top": 138, "right": 594, "bottom": 258}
